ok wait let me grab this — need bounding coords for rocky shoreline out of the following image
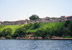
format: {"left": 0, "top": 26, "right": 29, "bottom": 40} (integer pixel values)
{"left": 0, "top": 37, "right": 72, "bottom": 40}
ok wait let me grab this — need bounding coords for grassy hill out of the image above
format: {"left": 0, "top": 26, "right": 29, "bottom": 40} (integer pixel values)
{"left": 25, "top": 22, "right": 65, "bottom": 33}
{"left": 0, "top": 25, "right": 24, "bottom": 34}
{"left": 0, "top": 22, "right": 65, "bottom": 34}
{"left": 0, "top": 21, "right": 72, "bottom": 39}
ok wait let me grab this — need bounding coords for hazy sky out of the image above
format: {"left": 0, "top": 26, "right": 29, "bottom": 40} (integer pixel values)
{"left": 0, "top": 0, "right": 72, "bottom": 21}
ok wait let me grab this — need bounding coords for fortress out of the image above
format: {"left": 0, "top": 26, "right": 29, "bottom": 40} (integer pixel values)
{"left": 0, "top": 16, "right": 72, "bottom": 25}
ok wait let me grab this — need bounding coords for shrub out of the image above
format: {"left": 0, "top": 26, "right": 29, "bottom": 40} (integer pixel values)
{"left": 32, "top": 23, "right": 40, "bottom": 29}
{"left": 2, "top": 28, "right": 12, "bottom": 37}
{"left": 6, "top": 35, "right": 11, "bottom": 39}
{"left": 14, "top": 27, "right": 26, "bottom": 38}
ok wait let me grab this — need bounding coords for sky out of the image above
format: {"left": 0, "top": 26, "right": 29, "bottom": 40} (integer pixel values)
{"left": 0, "top": 0, "right": 72, "bottom": 21}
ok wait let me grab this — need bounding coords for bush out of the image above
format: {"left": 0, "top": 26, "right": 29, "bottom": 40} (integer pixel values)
{"left": 6, "top": 35, "right": 11, "bottom": 39}
{"left": 64, "top": 20, "right": 71, "bottom": 27}
{"left": 0, "top": 31, "right": 3, "bottom": 37}
{"left": 35, "top": 28, "right": 49, "bottom": 39}
{"left": 32, "top": 23, "right": 40, "bottom": 29}
{"left": 13, "top": 27, "right": 26, "bottom": 38}
{"left": 24, "top": 23, "right": 33, "bottom": 29}
{"left": 2, "top": 28, "right": 12, "bottom": 37}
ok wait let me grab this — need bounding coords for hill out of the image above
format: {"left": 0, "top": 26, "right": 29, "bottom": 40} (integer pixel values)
{"left": 0, "top": 22, "right": 65, "bottom": 34}
{"left": 0, "top": 21, "right": 72, "bottom": 39}
{"left": 0, "top": 25, "right": 24, "bottom": 34}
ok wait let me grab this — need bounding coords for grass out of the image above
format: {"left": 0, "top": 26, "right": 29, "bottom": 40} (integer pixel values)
{"left": 25, "top": 22, "right": 65, "bottom": 33}
{"left": 0, "top": 22, "right": 65, "bottom": 34}
{"left": 0, "top": 21, "right": 72, "bottom": 38}
{"left": 0, "top": 24, "right": 24, "bottom": 34}
{"left": 37, "top": 22, "right": 65, "bottom": 31}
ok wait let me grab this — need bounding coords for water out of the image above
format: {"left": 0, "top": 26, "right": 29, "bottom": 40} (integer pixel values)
{"left": 0, "top": 40, "right": 72, "bottom": 50}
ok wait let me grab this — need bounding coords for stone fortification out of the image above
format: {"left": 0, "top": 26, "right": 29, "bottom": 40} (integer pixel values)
{"left": 0, "top": 16, "right": 72, "bottom": 25}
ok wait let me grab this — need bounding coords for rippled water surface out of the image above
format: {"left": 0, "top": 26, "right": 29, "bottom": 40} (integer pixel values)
{"left": 0, "top": 40, "right": 72, "bottom": 50}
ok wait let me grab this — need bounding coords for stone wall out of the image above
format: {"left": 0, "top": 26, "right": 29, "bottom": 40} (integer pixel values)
{"left": 0, "top": 16, "right": 72, "bottom": 25}
{"left": 0, "top": 21, "right": 2, "bottom": 25}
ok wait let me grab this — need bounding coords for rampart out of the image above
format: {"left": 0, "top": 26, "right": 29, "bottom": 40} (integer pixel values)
{"left": 0, "top": 16, "right": 72, "bottom": 25}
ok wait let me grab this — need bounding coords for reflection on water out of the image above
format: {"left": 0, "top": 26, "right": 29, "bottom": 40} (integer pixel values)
{"left": 0, "top": 40, "right": 72, "bottom": 50}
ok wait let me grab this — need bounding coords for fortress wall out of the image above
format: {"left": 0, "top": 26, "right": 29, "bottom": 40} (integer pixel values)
{"left": 1, "top": 16, "right": 72, "bottom": 25}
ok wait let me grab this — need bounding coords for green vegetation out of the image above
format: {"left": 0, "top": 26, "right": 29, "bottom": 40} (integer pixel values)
{"left": 0, "top": 20, "right": 72, "bottom": 39}
{"left": 0, "top": 25, "right": 24, "bottom": 34}
{"left": 29, "top": 14, "right": 39, "bottom": 20}
{"left": 13, "top": 27, "right": 26, "bottom": 38}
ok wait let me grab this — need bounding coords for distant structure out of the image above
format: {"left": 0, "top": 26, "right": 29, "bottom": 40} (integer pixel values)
{"left": 0, "top": 16, "right": 72, "bottom": 25}
{"left": 0, "top": 21, "right": 2, "bottom": 25}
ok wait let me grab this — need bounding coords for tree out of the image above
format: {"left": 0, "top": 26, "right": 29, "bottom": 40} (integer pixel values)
{"left": 29, "top": 14, "right": 39, "bottom": 20}
{"left": 46, "top": 17, "right": 50, "bottom": 20}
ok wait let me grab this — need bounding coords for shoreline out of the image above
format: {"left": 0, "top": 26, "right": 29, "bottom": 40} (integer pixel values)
{"left": 0, "top": 36, "right": 72, "bottom": 40}
{"left": 0, "top": 38, "right": 72, "bottom": 40}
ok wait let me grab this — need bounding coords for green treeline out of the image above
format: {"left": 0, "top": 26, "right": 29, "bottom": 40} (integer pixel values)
{"left": 0, "top": 20, "right": 72, "bottom": 39}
